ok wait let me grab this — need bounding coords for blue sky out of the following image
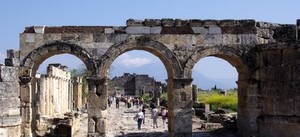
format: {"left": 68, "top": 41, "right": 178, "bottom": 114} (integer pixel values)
{"left": 1, "top": 0, "right": 299, "bottom": 89}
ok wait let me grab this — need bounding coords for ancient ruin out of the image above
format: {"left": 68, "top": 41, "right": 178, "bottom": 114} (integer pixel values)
{"left": 110, "top": 73, "right": 166, "bottom": 97}
{"left": 0, "top": 18, "right": 299, "bottom": 137}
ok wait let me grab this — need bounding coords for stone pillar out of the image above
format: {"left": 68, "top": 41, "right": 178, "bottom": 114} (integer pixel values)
{"left": 192, "top": 85, "right": 197, "bottom": 103}
{"left": 169, "top": 78, "right": 193, "bottom": 137}
{"left": 20, "top": 76, "right": 33, "bottom": 137}
{"left": 39, "top": 75, "right": 46, "bottom": 116}
{"left": 73, "top": 77, "right": 83, "bottom": 110}
{"left": 86, "top": 77, "right": 108, "bottom": 137}
{"left": 237, "top": 80, "right": 260, "bottom": 137}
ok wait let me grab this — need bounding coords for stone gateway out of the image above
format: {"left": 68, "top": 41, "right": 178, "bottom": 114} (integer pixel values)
{"left": 0, "top": 18, "right": 299, "bottom": 137}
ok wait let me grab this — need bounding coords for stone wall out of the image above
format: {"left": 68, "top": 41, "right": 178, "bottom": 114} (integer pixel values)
{"left": 0, "top": 50, "right": 21, "bottom": 137}
{"left": 257, "top": 44, "right": 300, "bottom": 137}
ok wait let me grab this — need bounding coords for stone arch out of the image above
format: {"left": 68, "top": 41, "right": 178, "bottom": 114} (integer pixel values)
{"left": 99, "top": 36, "right": 182, "bottom": 79}
{"left": 184, "top": 46, "right": 256, "bottom": 136}
{"left": 20, "top": 41, "right": 97, "bottom": 77}
{"left": 184, "top": 46, "right": 248, "bottom": 81}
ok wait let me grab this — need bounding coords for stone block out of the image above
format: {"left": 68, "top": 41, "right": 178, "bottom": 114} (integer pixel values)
{"left": 43, "top": 33, "right": 62, "bottom": 42}
{"left": 269, "top": 124, "right": 300, "bottom": 137}
{"left": 161, "top": 18, "right": 175, "bottom": 27}
{"left": 191, "top": 27, "right": 208, "bottom": 35}
{"left": 282, "top": 48, "right": 298, "bottom": 66}
{"left": 161, "top": 27, "right": 194, "bottom": 34}
{"left": 104, "top": 28, "right": 114, "bottom": 34}
{"left": 256, "top": 22, "right": 280, "bottom": 29}
{"left": 25, "top": 34, "right": 35, "bottom": 42}
{"left": 236, "top": 19, "right": 256, "bottom": 27}
{"left": 294, "top": 97, "right": 300, "bottom": 115}
{"left": 202, "top": 19, "right": 219, "bottom": 27}
{"left": 150, "top": 27, "right": 162, "bottom": 34}
{"left": 34, "top": 26, "right": 45, "bottom": 34}
{"left": 0, "top": 66, "right": 18, "bottom": 82}
{"left": 204, "top": 35, "right": 222, "bottom": 45}
{"left": 219, "top": 20, "right": 236, "bottom": 27}
{"left": 273, "top": 25, "right": 296, "bottom": 42}
{"left": 262, "top": 98, "right": 275, "bottom": 115}
{"left": 293, "top": 65, "right": 300, "bottom": 81}
{"left": 274, "top": 98, "right": 293, "bottom": 115}
{"left": 144, "top": 19, "right": 161, "bottom": 26}
{"left": 208, "top": 26, "right": 221, "bottom": 34}
{"left": 175, "top": 19, "right": 189, "bottom": 27}
{"left": 189, "top": 19, "right": 203, "bottom": 27}
{"left": 5, "top": 58, "right": 20, "bottom": 67}
{"left": 125, "top": 26, "right": 150, "bottom": 34}
{"left": 240, "top": 34, "right": 258, "bottom": 45}
{"left": 126, "top": 19, "right": 144, "bottom": 26}
{"left": 6, "top": 50, "right": 19, "bottom": 59}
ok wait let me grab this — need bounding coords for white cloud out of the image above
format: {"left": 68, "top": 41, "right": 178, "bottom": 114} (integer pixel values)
{"left": 117, "top": 53, "right": 152, "bottom": 67}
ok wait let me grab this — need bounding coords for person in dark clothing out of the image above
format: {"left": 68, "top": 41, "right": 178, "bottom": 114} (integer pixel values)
{"left": 115, "top": 97, "right": 120, "bottom": 109}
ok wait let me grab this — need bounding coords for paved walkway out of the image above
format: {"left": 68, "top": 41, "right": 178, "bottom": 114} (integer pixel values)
{"left": 74, "top": 101, "right": 237, "bottom": 137}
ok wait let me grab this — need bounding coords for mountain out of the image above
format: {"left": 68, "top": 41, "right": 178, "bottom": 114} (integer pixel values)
{"left": 111, "top": 63, "right": 237, "bottom": 90}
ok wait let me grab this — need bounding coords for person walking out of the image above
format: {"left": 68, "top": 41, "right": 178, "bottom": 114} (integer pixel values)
{"left": 161, "top": 107, "right": 168, "bottom": 129}
{"left": 151, "top": 106, "right": 159, "bottom": 128}
{"left": 115, "top": 97, "right": 119, "bottom": 109}
{"left": 135, "top": 109, "right": 144, "bottom": 130}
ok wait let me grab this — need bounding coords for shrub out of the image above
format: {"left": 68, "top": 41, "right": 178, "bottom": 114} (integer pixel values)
{"left": 197, "top": 90, "right": 237, "bottom": 112}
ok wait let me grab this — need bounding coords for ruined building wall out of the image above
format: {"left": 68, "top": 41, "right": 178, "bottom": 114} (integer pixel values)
{"left": 0, "top": 50, "right": 21, "bottom": 137}
{"left": 73, "top": 77, "right": 83, "bottom": 110}
{"left": 257, "top": 44, "right": 300, "bottom": 137}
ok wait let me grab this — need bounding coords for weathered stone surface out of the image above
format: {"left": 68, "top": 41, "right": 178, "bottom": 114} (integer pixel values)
{"left": 202, "top": 20, "right": 219, "bottom": 27}
{"left": 150, "top": 27, "right": 162, "bottom": 34}
{"left": 125, "top": 26, "right": 150, "bottom": 34}
{"left": 161, "top": 18, "right": 175, "bottom": 27}
{"left": 175, "top": 19, "right": 189, "bottom": 27}
{"left": 104, "top": 28, "right": 114, "bottom": 34}
{"left": 273, "top": 25, "right": 297, "bottom": 42}
{"left": 189, "top": 19, "right": 203, "bottom": 27}
{"left": 219, "top": 20, "right": 236, "bottom": 27}
{"left": 126, "top": 19, "right": 144, "bottom": 26}
{"left": 208, "top": 26, "right": 221, "bottom": 34}
{"left": 161, "top": 27, "right": 194, "bottom": 34}
{"left": 5, "top": 58, "right": 19, "bottom": 66}
{"left": 191, "top": 27, "right": 208, "bottom": 35}
{"left": 0, "top": 66, "right": 18, "bottom": 82}
{"left": 143, "top": 19, "right": 161, "bottom": 26}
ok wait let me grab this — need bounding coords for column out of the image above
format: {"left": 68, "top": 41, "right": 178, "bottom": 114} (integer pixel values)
{"left": 86, "top": 77, "right": 108, "bottom": 137}
{"left": 39, "top": 75, "right": 46, "bottom": 116}
{"left": 169, "top": 78, "right": 193, "bottom": 137}
{"left": 20, "top": 76, "right": 33, "bottom": 137}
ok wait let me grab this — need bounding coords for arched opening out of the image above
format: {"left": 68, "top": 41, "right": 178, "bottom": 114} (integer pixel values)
{"left": 19, "top": 42, "right": 96, "bottom": 137}
{"left": 192, "top": 56, "right": 238, "bottom": 136}
{"left": 98, "top": 38, "right": 181, "bottom": 136}
{"left": 33, "top": 54, "right": 88, "bottom": 137}
{"left": 185, "top": 47, "right": 249, "bottom": 137}
{"left": 106, "top": 50, "right": 169, "bottom": 136}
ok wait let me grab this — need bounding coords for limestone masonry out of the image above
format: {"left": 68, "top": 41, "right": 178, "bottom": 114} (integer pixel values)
{"left": 0, "top": 18, "right": 299, "bottom": 137}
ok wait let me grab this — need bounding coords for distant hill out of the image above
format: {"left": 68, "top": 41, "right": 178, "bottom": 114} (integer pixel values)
{"left": 192, "top": 71, "right": 237, "bottom": 90}
{"left": 111, "top": 63, "right": 237, "bottom": 90}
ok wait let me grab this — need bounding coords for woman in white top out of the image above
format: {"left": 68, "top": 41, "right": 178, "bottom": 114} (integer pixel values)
{"left": 135, "top": 109, "right": 144, "bottom": 130}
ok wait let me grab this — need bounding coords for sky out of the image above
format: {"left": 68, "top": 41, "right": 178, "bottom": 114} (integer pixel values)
{"left": 1, "top": 0, "right": 299, "bottom": 89}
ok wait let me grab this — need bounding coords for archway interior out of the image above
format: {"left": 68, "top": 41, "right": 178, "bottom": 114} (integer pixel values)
{"left": 191, "top": 56, "right": 239, "bottom": 135}
{"left": 33, "top": 53, "right": 88, "bottom": 136}
{"left": 107, "top": 50, "right": 169, "bottom": 136}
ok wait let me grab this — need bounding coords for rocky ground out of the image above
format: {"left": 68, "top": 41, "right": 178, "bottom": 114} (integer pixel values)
{"left": 74, "top": 101, "right": 237, "bottom": 137}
